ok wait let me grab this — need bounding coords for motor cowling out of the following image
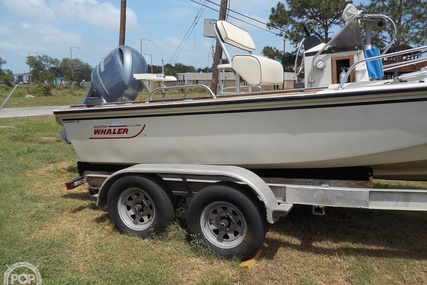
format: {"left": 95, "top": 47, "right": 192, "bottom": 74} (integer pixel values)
{"left": 84, "top": 45, "right": 148, "bottom": 105}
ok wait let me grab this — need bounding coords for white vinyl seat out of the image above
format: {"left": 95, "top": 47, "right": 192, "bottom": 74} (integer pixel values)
{"left": 215, "top": 20, "right": 283, "bottom": 93}
{"left": 233, "top": 55, "right": 284, "bottom": 86}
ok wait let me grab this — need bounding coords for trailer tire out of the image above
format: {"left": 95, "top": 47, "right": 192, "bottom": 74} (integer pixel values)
{"left": 107, "top": 175, "right": 174, "bottom": 238}
{"left": 187, "top": 183, "right": 266, "bottom": 260}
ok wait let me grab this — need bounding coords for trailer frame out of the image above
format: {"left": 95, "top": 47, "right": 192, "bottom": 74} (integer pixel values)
{"left": 66, "top": 163, "right": 427, "bottom": 260}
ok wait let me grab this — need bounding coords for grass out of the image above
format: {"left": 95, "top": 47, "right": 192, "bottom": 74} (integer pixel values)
{"left": 1, "top": 91, "right": 427, "bottom": 284}
{"left": 0, "top": 85, "right": 86, "bottom": 107}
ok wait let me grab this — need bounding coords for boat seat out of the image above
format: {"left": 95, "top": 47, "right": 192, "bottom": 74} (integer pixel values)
{"left": 232, "top": 55, "right": 284, "bottom": 86}
{"left": 216, "top": 20, "right": 256, "bottom": 52}
{"left": 215, "top": 20, "right": 283, "bottom": 93}
{"left": 364, "top": 45, "right": 384, "bottom": 80}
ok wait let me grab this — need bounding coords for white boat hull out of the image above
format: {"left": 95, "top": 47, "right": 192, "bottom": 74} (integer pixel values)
{"left": 55, "top": 82, "right": 427, "bottom": 180}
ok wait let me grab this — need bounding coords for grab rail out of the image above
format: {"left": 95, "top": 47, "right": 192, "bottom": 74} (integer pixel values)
{"left": 146, "top": 84, "right": 216, "bottom": 103}
{"left": 338, "top": 45, "right": 427, "bottom": 89}
{"left": 383, "top": 57, "right": 427, "bottom": 71}
{"left": 310, "top": 10, "right": 397, "bottom": 87}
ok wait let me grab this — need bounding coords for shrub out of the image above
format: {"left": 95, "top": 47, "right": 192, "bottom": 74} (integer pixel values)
{"left": 29, "top": 83, "right": 52, "bottom": 96}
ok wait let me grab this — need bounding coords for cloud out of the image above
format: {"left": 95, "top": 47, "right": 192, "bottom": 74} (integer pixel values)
{"left": 150, "top": 36, "right": 213, "bottom": 67}
{"left": 0, "top": 21, "right": 82, "bottom": 55}
{"left": 0, "top": 0, "right": 55, "bottom": 21}
{"left": 52, "top": 0, "right": 138, "bottom": 31}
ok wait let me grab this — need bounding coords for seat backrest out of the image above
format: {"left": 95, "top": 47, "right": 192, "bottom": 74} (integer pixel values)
{"left": 215, "top": 20, "right": 256, "bottom": 52}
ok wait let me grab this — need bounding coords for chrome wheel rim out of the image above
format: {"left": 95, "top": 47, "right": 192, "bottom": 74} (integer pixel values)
{"left": 118, "top": 187, "right": 155, "bottom": 231}
{"left": 200, "top": 201, "right": 246, "bottom": 249}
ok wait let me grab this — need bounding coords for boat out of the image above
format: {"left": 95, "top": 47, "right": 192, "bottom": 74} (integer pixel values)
{"left": 54, "top": 4, "right": 427, "bottom": 181}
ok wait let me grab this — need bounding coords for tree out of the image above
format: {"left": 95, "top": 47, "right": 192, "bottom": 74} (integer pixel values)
{"left": 26, "top": 54, "right": 92, "bottom": 85}
{"left": 262, "top": 46, "right": 296, "bottom": 72}
{"left": 267, "top": 0, "right": 350, "bottom": 47}
{"left": 197, "top": 66, "right": 213, "bottom": 73}
{"left": 0, "top": 57, "right": 13, "bottom": 85}
{"left": 264, "top": 0, "right": 350, "bottom": 71}
{"left": 0, "top": 57, "right": 6, "bottom": 70}
{"left": 26, "top": 54, "right": 60, "bottom": 84}
{"left": 0, "top": 69, "right": 13, "bottom": 85}
{"left": 362, "top": 0, "right": 427, "bottom": 51}
{"left": 60, "top": 58, "right": 92, "bottom": 86}
{"left": 161, "top": 63, "right": 196, "bottom": 77}
{"left": 72, "top": 60, "right": 92, "bottom": 85}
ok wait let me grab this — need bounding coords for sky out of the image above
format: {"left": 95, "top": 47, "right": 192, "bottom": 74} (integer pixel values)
{"left": 0, "top": 0, "right": 287, "bottom": 74}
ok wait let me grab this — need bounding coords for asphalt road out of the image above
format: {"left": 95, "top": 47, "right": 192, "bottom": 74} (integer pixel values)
{"left": 0, "top": 106, "right": 67, "bottom": 118}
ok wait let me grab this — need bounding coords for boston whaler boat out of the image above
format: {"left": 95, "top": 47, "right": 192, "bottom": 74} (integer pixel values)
{"left": 55, "top": 4, "right": 427, "bottom": 181}
{"left": 55, "top": 4, "right": 427, "bottom": 260}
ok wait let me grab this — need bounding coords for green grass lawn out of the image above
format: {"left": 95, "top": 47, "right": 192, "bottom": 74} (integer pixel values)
{"left": 0, "top": 85, "right": 86, "bottom": 108}
{"left": 1, "top": 92, "right": 427, "bottom": 284}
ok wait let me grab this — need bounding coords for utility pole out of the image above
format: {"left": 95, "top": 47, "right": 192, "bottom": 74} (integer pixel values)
{"left": 211, "top": 0, "right": 228, "bottom": 94}
{"left": 119, "top": 0, "right": 126, "bottom": 45}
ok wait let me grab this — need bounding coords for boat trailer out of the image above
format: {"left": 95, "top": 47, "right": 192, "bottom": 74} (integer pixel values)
{"left": 66, "top": 163, "right": 427, "bottom": 261}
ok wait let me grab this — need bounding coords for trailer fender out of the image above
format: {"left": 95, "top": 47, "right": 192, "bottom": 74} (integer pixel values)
{"left": 96, "top": 164, "right": 278, "bottom": 223}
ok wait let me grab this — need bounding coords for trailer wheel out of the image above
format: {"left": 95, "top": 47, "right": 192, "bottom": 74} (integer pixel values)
{"left": 187, "top": 183, "right": 266, "bottom": 260}
{"left": 107, "top": 175, "right": 174, "bottom": 238}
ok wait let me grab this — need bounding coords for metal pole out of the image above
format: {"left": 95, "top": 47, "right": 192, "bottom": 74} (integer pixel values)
{"left": 119, "top": 0, "right": 126, "bottom": 45}
{"left": 140, "top": 38, "right": 151, "bottom": 54}
{"left": 145, "top": 54, "right": 153, "bottom": 73}
{"left": 211, "top": 0, "right": 228, "bottom": 95}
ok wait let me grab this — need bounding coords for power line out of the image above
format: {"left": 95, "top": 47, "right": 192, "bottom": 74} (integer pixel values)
{"left": 170, "top": 0, "right": 282, "bottom": 65}
{"left": 168, "top": 1, "right": 207, "bottom": 64}
{"left": 190, "top": 0, "right": 279, "bottom": 35}
{"left": 228, "top": 13, "right": 277, "bottom": 35}
{"left": 238, "top": 0, "right": 271, "bottom": 13}
{"left": 205, "top": 0, "right": 267, "bottom": 26}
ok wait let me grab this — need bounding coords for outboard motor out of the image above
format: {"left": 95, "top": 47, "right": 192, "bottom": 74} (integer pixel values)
{"left": 84, "top": 45, "right": 148, "bottom": 105}
{"left": 60, "top": 45, "right": 147, "bottom": 143}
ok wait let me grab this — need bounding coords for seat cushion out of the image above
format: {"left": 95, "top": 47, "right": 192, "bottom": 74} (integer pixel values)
{"left": 232, "top": 55, "right": 284, "bottom": 85}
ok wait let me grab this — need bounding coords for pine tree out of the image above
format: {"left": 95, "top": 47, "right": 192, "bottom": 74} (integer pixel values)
{"left": 267, "top": 0, "right": 350, "bottom": 46}
{"left": 362, "top": 0, "right": 427, "bottom": 50}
